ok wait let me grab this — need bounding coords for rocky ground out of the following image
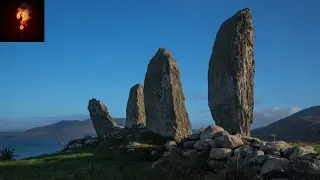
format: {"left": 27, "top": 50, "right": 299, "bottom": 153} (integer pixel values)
{"left": 1, "top": 125, "right": 319, "bottom": 180}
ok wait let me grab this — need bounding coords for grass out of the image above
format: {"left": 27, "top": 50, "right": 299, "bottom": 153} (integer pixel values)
{"left": 288, "top": 141, "right": 320, "bottom": 153}
{"left": 0, "top": 149, "right": 160, "bottom": 180}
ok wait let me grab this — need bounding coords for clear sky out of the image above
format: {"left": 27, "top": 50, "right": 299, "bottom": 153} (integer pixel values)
{"left": 0, "top": 0, "right": 319, "bottom": 130}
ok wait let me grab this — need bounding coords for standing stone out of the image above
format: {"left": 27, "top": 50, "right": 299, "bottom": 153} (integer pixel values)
{"left": 126, "top": 83, "right": 146, "bottom": 128}
{"left": 144, "top": 48, "right": 192, "bottom": 141}
{"left": 88, "top": 98, "right": 121, "bottom": 137}
{"left": 208, "top": 8, "right": 255, "bottom": 136}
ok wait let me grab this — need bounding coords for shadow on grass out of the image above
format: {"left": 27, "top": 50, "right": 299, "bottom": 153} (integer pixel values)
{"left": 0, "top": 148, "right": 195, "bottom": 180}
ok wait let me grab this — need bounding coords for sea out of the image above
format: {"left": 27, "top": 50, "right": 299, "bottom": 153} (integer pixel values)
{"left": 0, "top": 138, "right": 71, "bottom": 159}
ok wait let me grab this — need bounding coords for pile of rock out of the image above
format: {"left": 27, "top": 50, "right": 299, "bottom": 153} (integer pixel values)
{"left": 159, "top": 125, "right": 320, "bottom": 180}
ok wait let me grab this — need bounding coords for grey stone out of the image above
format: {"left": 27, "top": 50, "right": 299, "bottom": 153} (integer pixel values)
{"left": 260, "top": 158, "right": 289, "bottom": 175}
{"left": 208, "top": 8, "right": 255, "bottom": 136}
{"left": 289, "top": 146, "right": 317, "bottom": 160}
{"left": 200, "top": 125, "right": 224, "bottom": 140}
{"left": 183, "top": 140, "right": 198, "bottom": 148}
{"left": 215, "top": 134, "right": 244, "bottom": 148}
{"left": 88, "top": 98, "right": 121, "bottom": 137}
{"left": 286, "top": 159, "right": 320, "bottom": 180}
{"left": 144, "top": 48, "right": 192, "bottom": 141}
{"left": 209, "top": 148, "right": 232, "bottom": 160}
{"left": 194, "top": 139, "right": 214, "bottom": 151}
{"left": 126, "top": 83, "right": 146, "bottom": 128}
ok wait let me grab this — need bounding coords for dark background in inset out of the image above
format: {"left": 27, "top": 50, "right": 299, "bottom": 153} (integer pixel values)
{"left": 0, "top": 0, "right": 45, "bottom": 42}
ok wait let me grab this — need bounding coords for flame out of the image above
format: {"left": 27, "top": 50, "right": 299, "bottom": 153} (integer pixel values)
{"left": 16, "top": 7, "right": 31, "bottom": 31}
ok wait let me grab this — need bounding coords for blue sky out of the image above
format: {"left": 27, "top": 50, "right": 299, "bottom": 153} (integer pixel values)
{"left": 0, "top": 0, "right": 319, "bottom": 130}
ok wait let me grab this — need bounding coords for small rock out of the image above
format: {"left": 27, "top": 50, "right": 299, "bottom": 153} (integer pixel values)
{"left": 194, "top": 139, "right": 214, "bottom": 151}
{"left": 216, "top": 134, "right": 244, "bottom": 148}
{"left": 265, "top": 151, "right": 282, "bottom": 158}
{"left": 286, "top": 159, "right": 320, "bottom": 180}
{"left": 261, "top": 141, "right": 291, "bottom": 153}
{"left": 247, "top": 155, "right": 274, "bottom": 165}
{"left": 251, "top": 139, "right": 266, "bottom": 149}
{"left": 289, "top": 146, "right": 317, "bottom": 160}
{"left": 213, "top": 130, "right": 229, "bottom": 139}
{"left": 260, "top": 158, "right": 289, "bottom": 175}
{"left": 84, "top": 138, "right": 98, "bottom": 145}
{"left": 200, "top": 125, "right": 224, "bottom": 140}
{"left": 183, "top": 140, "right": 198, "bottom": 148}
{"left": 209, "top": 148, "right": 232, "bottom": 160}
{"left": 209, "top": 139, "right": 223, "bottom": 148}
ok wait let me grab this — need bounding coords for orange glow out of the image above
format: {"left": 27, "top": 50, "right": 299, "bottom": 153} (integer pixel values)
{"left": 16, "top": 7, "right": 31, "bottom": 31}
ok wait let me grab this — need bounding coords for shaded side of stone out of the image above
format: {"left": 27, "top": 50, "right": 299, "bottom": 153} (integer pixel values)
{"left": 126, "top": 83, "right": 146, "bottom": 128}
{"left": 144, "top": 48, "right": 192, "bottom": 141}
{"left": 208, "top": 8, "right": 255, "bottom": 136}
{"left": 88, "top": 98, "right": 118, "bottom": 137}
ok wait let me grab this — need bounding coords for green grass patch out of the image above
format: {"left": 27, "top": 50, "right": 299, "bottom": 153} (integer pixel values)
{"left": 288, "top": 141, "right": 320, "bottom": 153}
{"left": 0, "top": 149, "right": 162, "bottom": 180}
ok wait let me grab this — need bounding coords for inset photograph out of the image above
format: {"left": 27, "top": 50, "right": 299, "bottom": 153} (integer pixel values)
{"left": 0, "top": 0, "right": 45, "bottom": 42}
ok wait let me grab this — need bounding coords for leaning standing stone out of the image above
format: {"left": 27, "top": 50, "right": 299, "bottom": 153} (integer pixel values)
{"left": 144, "top": 48, "right": 192, "bottom": 141}
{"left": 208, "top": 8, "right": 255, "bottom": 136}
{"left": 87, "top": 98, "right": 121, "bottom": 137}
{"left": 126, "top": 83, "right": 146, "bottom": 128}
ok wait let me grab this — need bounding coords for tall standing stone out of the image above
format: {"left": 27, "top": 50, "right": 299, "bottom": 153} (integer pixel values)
{"left": 126, "top": 83, "right": 146, "bottom": 128}
{"left": 208, "top": 8, "right": 255, "bottom": 136}
{"left": 144, "top": 48, "right": 192, "bottom": 141}
{"left": 88, "top": 98, "right": 121, "bottom": 137}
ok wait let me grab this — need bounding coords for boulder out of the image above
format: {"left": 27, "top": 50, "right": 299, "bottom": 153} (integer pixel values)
{"left": 194, "top": 139, "right": 214, "bottom": 151}
{"left": 200, "top": 125, "right": 224, "bottom": 140}
{"left": 144, "top": 48, "right": 192, "bottom": 141}
{"left": 260, "top": 158, "right": 289, "bottom": 175}
{"left": 126, "top": 83, "right": 146, "bottom": 128}
{"left": 289, "top": 146, "right": 317, "bottom": 160}
{"left": 183, "top": 140, "right": 198, "bottom": 148}
{"left": 209, "top": 148, "right": 232, "bottom": 160}
{"left": 261, "top": 141, "right": 291, "bottom": 153}
{"left": 88, "top": 98, "right": 122, "bottom": 137}
{"left": 208, "top": 8, "right": 255, "bottom": 136}
{"left": 285, "top": 159, "right": 320, "bottom": 180}
{"left": 215, "top": 134, "right": 244, "bottom": 148}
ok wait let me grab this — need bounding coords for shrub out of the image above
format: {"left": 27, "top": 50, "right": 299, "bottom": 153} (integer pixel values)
{"left": 0, "top": 147, "right": 19, "bottom": 161}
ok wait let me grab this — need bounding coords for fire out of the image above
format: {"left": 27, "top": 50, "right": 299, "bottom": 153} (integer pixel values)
{"left": 16, "top": 7, "right": 31, "bottom": 31}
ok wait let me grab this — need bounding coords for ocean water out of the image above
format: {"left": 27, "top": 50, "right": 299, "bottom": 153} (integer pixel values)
{"left": 0, "top": 138, "right": 70, "bottom": 159}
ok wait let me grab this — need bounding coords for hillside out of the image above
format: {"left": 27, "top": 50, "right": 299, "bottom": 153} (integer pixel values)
{"left": 0, "top": 118, "right": 126, "bottom": 139}
{"left": 251, "top": 106, "right": 320, "bottom": 141}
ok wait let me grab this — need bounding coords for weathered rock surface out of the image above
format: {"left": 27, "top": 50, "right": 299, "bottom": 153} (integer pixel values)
{"left": 215, "top": 134, "right": 244, "bottom": 148}
{"left": 88, "top": 98, "right": 122, "bottom": 137}
{"left": 144, "top": 48, "right": 192, "bottom": 141}
{"left": 200, "top": 125, "right": 224, "bottom": 139}
{"left": 260, "top": 158, "right": 289, "bottom": 175}
{"left": 209, "top": 148, "right": 232, "bottom": 160}
{"left": 208, "top": 8, "right": 255, "bottom": 136}
{"left": 126, "top": 83, "right": 146, "bottom": 128}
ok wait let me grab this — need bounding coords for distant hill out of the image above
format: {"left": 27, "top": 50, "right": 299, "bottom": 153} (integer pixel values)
{"left": 251, "top": 106, "right": 320, "bottom": 141}
{"left": 0, "top": 118, "right": 126, "bottom": 139}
